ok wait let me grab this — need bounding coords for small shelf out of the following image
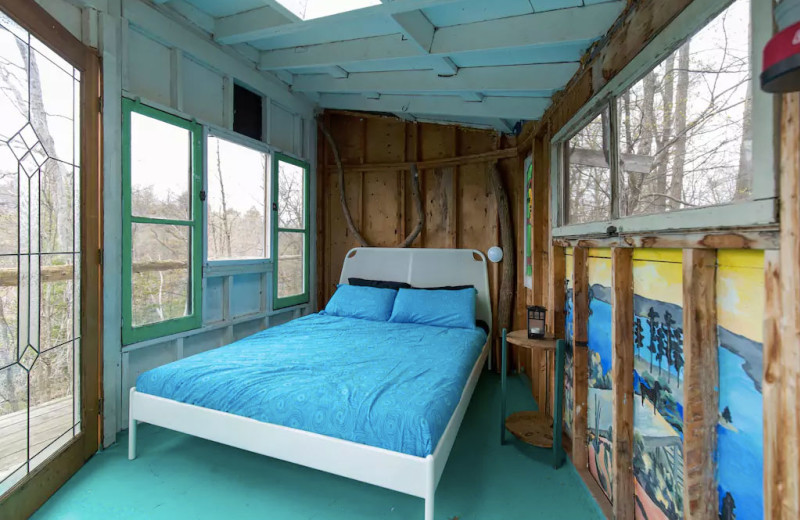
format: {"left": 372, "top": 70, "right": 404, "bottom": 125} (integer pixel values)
{"left": 504, "top": 330, "right": 558, "bottom": 351}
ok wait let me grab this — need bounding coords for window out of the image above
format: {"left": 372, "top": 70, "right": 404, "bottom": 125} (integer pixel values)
{"left": 122, "top": 100, "right": 202, "bottom": 344}
{"left": 566, "top": 110, "right": 612, "bottom": 225}
{"left": 272, "top": 153, "right": 309, "bottom": 309}
{"left": 556, "top": 0, "right": 765, "bottom": 234}
{"left": 206, "top": 135, "right": 270, "bottom": 261}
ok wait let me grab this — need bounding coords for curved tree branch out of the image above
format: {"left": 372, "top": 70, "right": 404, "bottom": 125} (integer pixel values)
{"left": 318, "top": 120, "right": 425, "bottom": 248}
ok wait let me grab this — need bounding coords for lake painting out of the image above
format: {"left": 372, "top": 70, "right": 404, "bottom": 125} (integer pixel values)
{"left": 716, "top": 250, "right": 764, "bottom": 520}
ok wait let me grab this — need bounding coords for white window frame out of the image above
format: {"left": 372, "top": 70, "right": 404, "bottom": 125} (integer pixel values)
{"left": 551, "top": 0, "right": 777, "bottom": 238}
{"left": 204, "top": 126, "right": 274, "bottom": 268}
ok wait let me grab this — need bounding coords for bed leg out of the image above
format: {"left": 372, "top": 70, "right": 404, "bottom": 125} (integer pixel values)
{"left": 128, "top": 388, "right": 137, "bottom": 460}
{"left": 425, "top": 456, "right": 435, "bottom": 520}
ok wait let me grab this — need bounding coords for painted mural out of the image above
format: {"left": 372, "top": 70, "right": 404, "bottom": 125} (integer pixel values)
{"left": 523, "top": 157, "right": 533, "bottom": 289}
{"left": 632, "top": 250, "right": 684, "bottom": 520}
{"left": 586, "top": 249, "right": 613, "bottom": 501}
{"left": 564, "top": 249, "right": 574, "bottom": 437}
{"left": 716, "top": 250, "right": 764, "bottom": 520}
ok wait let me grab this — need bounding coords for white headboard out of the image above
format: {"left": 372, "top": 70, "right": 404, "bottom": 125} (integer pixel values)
{"left": 339, "top": 248, "right": 492, "bottom": 331}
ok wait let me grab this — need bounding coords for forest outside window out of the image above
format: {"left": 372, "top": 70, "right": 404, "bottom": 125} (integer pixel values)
{"left": 206, "top": 135, "right": 270, "bottom": 262}
{"left": 122, "top": 100, "right": 202, "bottom": 344}
{"left": 558, "top": 0, "right": 763, "bottom": 233}
{"left": 272, "top": 153, "right": 309, "bottom": 310}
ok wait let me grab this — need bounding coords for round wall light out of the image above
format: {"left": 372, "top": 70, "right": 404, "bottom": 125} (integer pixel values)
{"left": 487, "top": 246, "right": 503, "bottom": 263}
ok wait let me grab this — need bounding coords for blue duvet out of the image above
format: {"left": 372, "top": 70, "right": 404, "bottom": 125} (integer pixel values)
{"left": 136, "top": 314, "right": 487, "bottom": 457}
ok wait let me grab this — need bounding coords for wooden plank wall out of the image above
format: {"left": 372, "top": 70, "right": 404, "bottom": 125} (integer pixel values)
{"left": 316, "top": 110, "right": 527, "bottom": 369}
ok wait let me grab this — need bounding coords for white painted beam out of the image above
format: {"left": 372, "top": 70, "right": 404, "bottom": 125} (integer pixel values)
{"left": 432, "top": 56, "right": 458, "bottom": 76}
{"left": 392, "top": 10, "right": 434, "bottom": 53}
{"left": 292, "top": 63, "right": 578, "bottom": 94}
{"left": 327, "top": 66, "right": 349, "bottom": 79}
{"left": 318, "top": 93, "right": 550, "bottom": 120}
{"left": 215, "top": 0, "right": 463, "bottom": 45}
{"left": 214, "top": 6, "right": 296, "bottom": 44}
{"left": 167, "top": 0, "right": 215, "bottom": 34}
{"left": 258, "top": 1, "right": 625, "bottom": 70}
{"left": 460, "top": 92, "right": 484, "bottom": 102}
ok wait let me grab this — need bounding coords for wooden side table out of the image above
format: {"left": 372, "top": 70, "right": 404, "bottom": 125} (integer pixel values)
{"left": 500, "top": 329, "right": 566, "bottom": 469}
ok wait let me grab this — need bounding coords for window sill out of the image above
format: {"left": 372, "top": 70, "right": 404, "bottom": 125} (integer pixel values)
{"left": 204, "top": 259, "right": 272, "bottom": 277}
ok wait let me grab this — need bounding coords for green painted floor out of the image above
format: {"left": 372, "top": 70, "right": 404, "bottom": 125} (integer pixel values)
{"left": 33, "top": 372, "right": 603, "bottom": 520}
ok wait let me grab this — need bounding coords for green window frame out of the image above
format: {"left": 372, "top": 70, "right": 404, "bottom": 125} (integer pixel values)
{"left": 122, "top": 99, "right": 203, "bottom": 344}
{"left": 272, "top": 152, "right": 310, "bottom": 310}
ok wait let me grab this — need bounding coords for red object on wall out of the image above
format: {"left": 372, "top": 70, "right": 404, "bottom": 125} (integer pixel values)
{"left": 762, "top": 20, "right": 800, "bottom": 92}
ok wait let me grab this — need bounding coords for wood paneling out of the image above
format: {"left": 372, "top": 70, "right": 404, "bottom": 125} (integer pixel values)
{"left": 682, "top": 249, "right": 718, "bottom": 519}
{"left": 317, "top": 111, "right": 524, "bottom": 366}
{"left": 611, "top": 247, "right": 634, "bottom": 519}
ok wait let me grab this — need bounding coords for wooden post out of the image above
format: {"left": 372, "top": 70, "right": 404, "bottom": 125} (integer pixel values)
{"left": 611, "top": 247, "right": 634, "bottom": 520}
{"left": 548, "top": 245, "right": 565, "bottom": 414}
{"left": 682, "top": 249, "right": 718, "bottom": 519}
{"left": 764, "top": 93, "right": 800, "bottom": 519}
{"left": 572, "top": 247, "right": 589, "bottom": 468}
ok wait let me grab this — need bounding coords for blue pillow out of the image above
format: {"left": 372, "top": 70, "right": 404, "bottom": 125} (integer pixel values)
{"left": 389, "top": 288, "right": 476, "bottom": 329}
{"left": 324, "top": 284, "right": 398, "bottom": 322}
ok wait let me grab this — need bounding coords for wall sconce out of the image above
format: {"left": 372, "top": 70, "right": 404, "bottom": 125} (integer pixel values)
{"left": 487, "top": 246, "right": 503, "bottom": 263}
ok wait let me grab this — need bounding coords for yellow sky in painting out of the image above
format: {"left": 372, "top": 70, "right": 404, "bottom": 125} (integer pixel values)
{"left": 588, "top": 254, "right": 611, "bottom": 287}
{"left": 633, "top": 249, "right": 683, "bottom": 307}
{"left": 717, "top": 250, "right": 764, "bottom": 342}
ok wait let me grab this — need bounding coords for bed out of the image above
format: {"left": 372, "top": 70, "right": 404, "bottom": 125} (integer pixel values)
{"left": 128, "top": 248, "right": 492, "bottom": 520}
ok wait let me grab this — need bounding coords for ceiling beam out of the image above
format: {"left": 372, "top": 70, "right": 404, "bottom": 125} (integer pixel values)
{"left": 318, "top": 93, "right": 550, "bottom": 120}
{"left": 215, "top": 7, "right": 295, "bottom": 44}
{"left": 215, "top": 0, "right": 463, "bottom": 45}
{"left": 391, "top": 10, "right": 434, "bottom": 53}
{"left": 292, "top": 63, "right": 578, "bottom": 94}
{"left": 259, "top": 1, "right": 625, "bottom": 70}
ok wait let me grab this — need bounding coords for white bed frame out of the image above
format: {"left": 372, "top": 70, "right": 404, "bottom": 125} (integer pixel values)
{"left": 129, "top": 248, "right": 492, "bottom": 520}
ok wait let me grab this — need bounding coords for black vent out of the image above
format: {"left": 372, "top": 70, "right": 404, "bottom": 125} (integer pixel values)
{"left": 233, "top": 83, "right": 263, "bottom": 141}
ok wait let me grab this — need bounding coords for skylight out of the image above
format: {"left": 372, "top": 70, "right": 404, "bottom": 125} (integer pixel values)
{"left": 276, "top": 0, "right": 381, "bottom": 21}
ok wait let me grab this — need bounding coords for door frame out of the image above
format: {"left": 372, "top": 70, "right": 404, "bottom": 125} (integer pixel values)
{"left": 0, "top": 0, "right": 102, "bottom": 516}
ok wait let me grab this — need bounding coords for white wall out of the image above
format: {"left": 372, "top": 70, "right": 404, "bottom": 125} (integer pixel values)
{"left": 36, "top": 0, "right": 318, "bottom": 447}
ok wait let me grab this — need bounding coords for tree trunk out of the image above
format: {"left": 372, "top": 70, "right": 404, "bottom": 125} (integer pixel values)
{"left": 736, "top": 16, "right": 753, "bottom": 201}
{"left": 654, "top": 53, "right": 676, "bottom": 213}
{"left": 669, "top": 42, "right": 690, "bottom": 210}
{"left": 630, "top": 71, "right": 658, "bottom": 215}
{"left": 489, "top": 161, "right": 515, "bottom": 342}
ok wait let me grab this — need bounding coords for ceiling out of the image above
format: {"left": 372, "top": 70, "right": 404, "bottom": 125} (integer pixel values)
{"left": 155, "top": 0, "right": 626, "bottom": 133}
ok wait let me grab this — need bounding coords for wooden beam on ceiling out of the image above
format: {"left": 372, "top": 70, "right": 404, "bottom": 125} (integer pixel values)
{"left": 291, "top": 62, "right": 578, "bottom": 95}
{"left": 215, "top": 0, "right": 464, "bottom": 44}
{"left": 391, "top": 9, "right": 434, "bottom": 53}
{"left": 214, "top": 6, "right": 296, "bottom": 44}
{"left": 317, "top": 93, "right": 550, "bottom": 120}
{"left": 257, "top": 1, "right": 625, "bottom": 70}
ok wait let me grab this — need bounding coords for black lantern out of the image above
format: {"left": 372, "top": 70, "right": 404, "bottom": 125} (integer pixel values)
{"left": 527, "top": 306, "right": 546, "bottom": 339}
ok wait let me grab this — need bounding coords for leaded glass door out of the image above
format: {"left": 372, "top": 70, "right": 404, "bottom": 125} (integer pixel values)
{"left": 0, "top": 2, "right": 100, "bottom": 511}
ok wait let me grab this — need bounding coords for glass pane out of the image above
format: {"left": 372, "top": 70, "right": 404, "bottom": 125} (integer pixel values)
{"left": 0, "top": 23, "right": 29, "bottom": 143}
{"left": 40, "top": 161, "right": 74, "bottom": 253}
{"left": 0, "top": 363, "right": 27, "bottom": 495}
{"left": 207, "top": 136, "right": 268, "bottom": 260}
{"left": 130, "top": 112, "right": 191, "bottom": 221}
{"left": 131, "top": 223, "right": 191, "bottom": 327}
{"left": 618, "top": 0, "right": 751, "bottom": 216}
{"left": 277, "top": 232, "right": 304, "bottom": 299}
{"left": 567, "top": 111, "right": 611, "bottom": 224}
{"left": 0, "top": 144, "right": 18, "bottom": 255}
{"left": 28, "top": 342, "right": 74, "bottom": 461}
{"left": 29, "top": 47, "right": 77, "bottom": 165}
{"left": 0, "top": 257, "right": 17, "bottom": 368}
{"left": 40, "top": 254, "right": 74, "bottom": 351}
{"left": 277, "top": 160, "right": 305, "bottom": 229}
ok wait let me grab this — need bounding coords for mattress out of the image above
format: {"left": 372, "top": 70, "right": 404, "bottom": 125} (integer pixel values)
{"left": 135, "top": 313, "right": 487, "bottom": 457}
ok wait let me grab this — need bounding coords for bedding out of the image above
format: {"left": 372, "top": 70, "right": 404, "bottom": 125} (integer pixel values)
{"left": 389, "top": 287, "right": 476, "bottom": 330}
{"left": 324, "top": 284, "right": 397, "bottom": 321}
{"left": 135, "top": 313, "right": 487, "bottom": 457}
